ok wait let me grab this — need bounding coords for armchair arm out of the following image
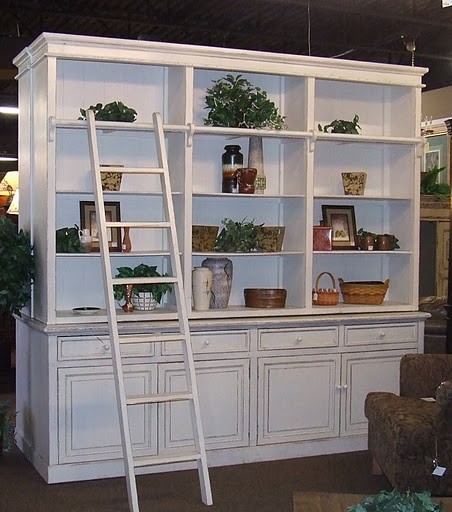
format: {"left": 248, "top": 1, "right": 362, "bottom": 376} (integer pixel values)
{"left": 436, "top": 380, "right": 452, "bottom": 421}
{"left": 400, "top": 354, "right": 452, "bottom": 399}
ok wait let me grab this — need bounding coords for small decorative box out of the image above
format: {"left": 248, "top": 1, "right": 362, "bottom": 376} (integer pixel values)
{"left": 313, "top": 226, "right": 332, "bottom": 251}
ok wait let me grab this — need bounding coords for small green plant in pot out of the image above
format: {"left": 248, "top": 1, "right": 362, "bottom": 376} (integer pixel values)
{"left": 0, "top": 217, "right": 35, "bottom": 316}
{"left": 215, "top": 218, "right": 262, "bottom": 252}
{"left": 78, "top": 101, "right": 137, "bottom": 122}
{"left": 421, "top": 165, "right": 451, "bottom": 199}
{"left": 113, "top": 263, "right": 172, "bottom": 310}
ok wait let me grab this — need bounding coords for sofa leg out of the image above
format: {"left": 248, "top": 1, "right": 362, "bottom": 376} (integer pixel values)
{"left": 371, "top": 456, "right": 383, "bottom": 475}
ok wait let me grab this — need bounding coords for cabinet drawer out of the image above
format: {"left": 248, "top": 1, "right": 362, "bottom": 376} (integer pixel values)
{"left": 344, "top": 323, "right": 418, "bottom": 346}
{"left": 162, "top": 330, "right": 250, "bottom": 356}
{"left": 259, "top": 327, "right": 339, "bottom": 350}
{"left": 58, "top": 336, "right": 154, "bottom": 361}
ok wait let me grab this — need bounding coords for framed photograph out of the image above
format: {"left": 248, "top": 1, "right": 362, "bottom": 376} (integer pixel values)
{"left": 321, "top": 205, "right": 358, "bottom": 250}
{"left": 80, "top": 201, "right": 122, "bottom": 252}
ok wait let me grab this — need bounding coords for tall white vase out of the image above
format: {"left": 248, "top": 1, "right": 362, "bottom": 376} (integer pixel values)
{"left": 248, "top": 136, "right": 266, "bottom": 194}
{"left": 192, "top": 267, "right": 213, "bottom": 311}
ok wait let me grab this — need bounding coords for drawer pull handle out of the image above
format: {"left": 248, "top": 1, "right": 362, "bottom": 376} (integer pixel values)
{"left": 379, "top": 331, "right": 386, "bottom": 338}
{"left": 204, "top": 339, "right": 211, "bottom": 346}
{"left": 97, "top": 337, "right": 110, "bottom": 351}
{"left": 296, "top": 336, "right": 303, "bottom": 343}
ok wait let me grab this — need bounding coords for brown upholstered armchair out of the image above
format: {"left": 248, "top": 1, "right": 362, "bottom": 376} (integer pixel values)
{"left": 365, "top": 353, "right": 452, "bottom": 495}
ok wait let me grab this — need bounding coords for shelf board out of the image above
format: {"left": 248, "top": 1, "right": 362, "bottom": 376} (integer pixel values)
{"left": 315, "top": 132, "right": 421, "bottom": 145}
{"left": 193, "top": 192, "right": 305, "bottom": 198}
{"left": 314, "top": 194, "right": 410, "bottom": 201}
{"left": 313, "top": 250, "right": 411, "bottom": 255}
{"left": 194, "top": 250, "right": 304, "bottom": 257}
{"left": 56, "top": 250, "right": 172, "bottom": 257}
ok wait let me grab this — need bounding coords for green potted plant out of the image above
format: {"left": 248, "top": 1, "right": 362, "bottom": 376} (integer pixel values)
{"left": 204, "top": 74, "right": 286, "bottom": 129}
{"left": 420, "top": 165, "right": 451, "bottom": 199}
{"left": 78, "top": 101, "right": 137, "bottom": 122}
{"left": 347, "top": 489, "right": 445, "bottom": 511}
{"left": 113, "top": 263, "right": 172, "bottom": 311}
{"left": 318, "top": 114, "right": 361, "bottom": 134}
{"left": 0, "top": 217, "right": 35, "bottom": 316}
{"left": 0, "top": 399, "right": 15, "bottom": 454}
{"left": 214, "top": 217, "right": 262, "bottom": 253}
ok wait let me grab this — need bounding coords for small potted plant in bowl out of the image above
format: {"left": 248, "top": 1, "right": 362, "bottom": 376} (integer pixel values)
{"left": 78, "top": 101, "right": 137, "bottom": 122}
{"left": 113, "top": 263, "right": 173, "bottom": 311}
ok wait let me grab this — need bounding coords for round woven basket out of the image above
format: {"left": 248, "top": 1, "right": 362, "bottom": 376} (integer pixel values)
{"left": 338, "top": 278, "right": 390, "bottom": 305}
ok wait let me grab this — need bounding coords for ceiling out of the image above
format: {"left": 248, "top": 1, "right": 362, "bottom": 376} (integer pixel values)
{"left": 1, "top": 0, "right": 452, "bottom": 163}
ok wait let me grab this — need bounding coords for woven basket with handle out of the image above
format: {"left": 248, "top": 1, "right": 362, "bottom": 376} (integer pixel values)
{"left": 312, "top": 272, "right": 339, "bottom": 306}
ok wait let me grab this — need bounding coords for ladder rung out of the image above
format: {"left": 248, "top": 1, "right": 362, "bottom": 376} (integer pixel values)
{"left": 106, "top": 221, "right": 170, "bottom": 229}
{"left": 118, "top": 333, "right": 186, "bottom": 344}
{"left": 100, "top": 166, "right": 164, "bottom": 175}
{"left": 126, "top": 391, "right": 193, "bottom": 405}
{"left": 112, "top": 276, "right": 178, "bottom": 286}
{"left": 133, "top": 451, "right": 201, "bottom": 468}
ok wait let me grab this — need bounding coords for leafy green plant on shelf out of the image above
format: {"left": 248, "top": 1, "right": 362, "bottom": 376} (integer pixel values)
{"left": 204, "top": 74, "right": 286, "bottom": 129}
{"left": 357, "top": 228, "right": 400, "bottom": 250}
{"left": 0, "top": 217, "right": 35, "bottom": 316}
{"left": 318, "top": 114, "right": 361, "bottom": 134}
{"left": 56, "top": 225, "right": 82, "bottom": 253}
{"left": 347, "top": 489, "right": 444, "bottom": 511}
{"left": 214, "top": 218, "right": 263, "bottom": 252}
{"left": 420, "top": 165, "right": 451, "bottom": 199}
{"left": 0, "top": 399, "right": 15, "bottom": 454}
{"left": 78, "top": 101, "right": 137, "bottom": 122}
{"left": 113, "top": 263, "right": 172, "bottom": 304}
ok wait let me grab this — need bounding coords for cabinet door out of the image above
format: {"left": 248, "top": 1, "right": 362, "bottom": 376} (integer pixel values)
{"left": 340, "top": 349, "right": 417, "bottom": 436}
{"left": 159, "top": 360, "right": 250, "bottom": 451}
{"left": 58, "top": 365, "right": 157, "bottom": 463}
{"left": 436, "top": 221, "right": 449, "bottom": 297}
{"left": 258, "top": 354, "right": 340, "bottom": 445}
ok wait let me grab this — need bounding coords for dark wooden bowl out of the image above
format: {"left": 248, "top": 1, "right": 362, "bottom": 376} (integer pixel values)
{"left": 244, "top": 288, "right": 287, "bottom": 308}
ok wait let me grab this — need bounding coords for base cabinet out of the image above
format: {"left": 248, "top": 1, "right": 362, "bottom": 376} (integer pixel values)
{"left": 16, "top": 313, "right": 425, "bottom": 483}
{"left": 159, "top": 360, "right": 250, "bottom": 451}
{"left": 258, "top": 355, "right": 340, "bottom": 444}
{"left": 340, "top": 349, "right": 417, "bottom": 436}
{"left": 57, "top": 365, "right": 157, "bottom": 463}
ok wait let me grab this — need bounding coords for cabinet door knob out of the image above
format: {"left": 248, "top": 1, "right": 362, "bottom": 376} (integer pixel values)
{"left": 296, "top": 336, "right": 303, "bottom": 343}
{"left": 98, "top": 337, "right": 110, "bottom": 351}
{"left": 379, "top": 331, "right": 386, "bottom": 338}
{"left": 204, "top": 339, "right": 211, "bottom": 346}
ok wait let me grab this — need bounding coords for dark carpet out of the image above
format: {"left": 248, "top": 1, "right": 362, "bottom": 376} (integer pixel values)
{"left": 1, "top": 378, "right": 390, "bottom": 512}
{"left": 0, "top": 446, "right": 391, "bottom": 512}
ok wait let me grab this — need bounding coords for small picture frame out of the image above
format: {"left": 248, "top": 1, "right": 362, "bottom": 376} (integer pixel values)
{"left": 321, "top": 205, "right": 358, "bottom": 250}
{"left": 80, "top": 201, "right": 122, "bottom": 252}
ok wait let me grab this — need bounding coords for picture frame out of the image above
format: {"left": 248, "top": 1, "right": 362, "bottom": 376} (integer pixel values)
{"left": 80, "top": 201, "right": 122, "bottom": 252}
{"left": 321, "top": 205, "right": 358, "bottom": 250}
{"left": 423, "top": 131, "right": 449, "bottom": 184}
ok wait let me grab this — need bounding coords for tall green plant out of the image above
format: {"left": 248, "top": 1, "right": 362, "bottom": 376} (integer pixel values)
{"left": 0, "top": 218, "right": 34, "bottom": 316}
{"left": 421, "top": 165, "right": 451, "bottom": 198}
{"left": 204, "top": 74, "right": 286, "bottom": 129}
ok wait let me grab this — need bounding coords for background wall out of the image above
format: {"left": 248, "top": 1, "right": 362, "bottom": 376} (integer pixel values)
{"left": 422, "top": 86, "right": 452, "bottom": 119}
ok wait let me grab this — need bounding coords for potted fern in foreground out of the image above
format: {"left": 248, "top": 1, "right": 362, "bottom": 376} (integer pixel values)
{"left": 347, "top": 490, "right": 445, "bottom": 511}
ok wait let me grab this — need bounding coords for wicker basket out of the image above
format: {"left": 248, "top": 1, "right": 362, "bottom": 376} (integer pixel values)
{"left": 338, "top": 278, "right": 390, "bottom": 305}
{"left": 312, "top": 272, "right": 339, "bottom": 306}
